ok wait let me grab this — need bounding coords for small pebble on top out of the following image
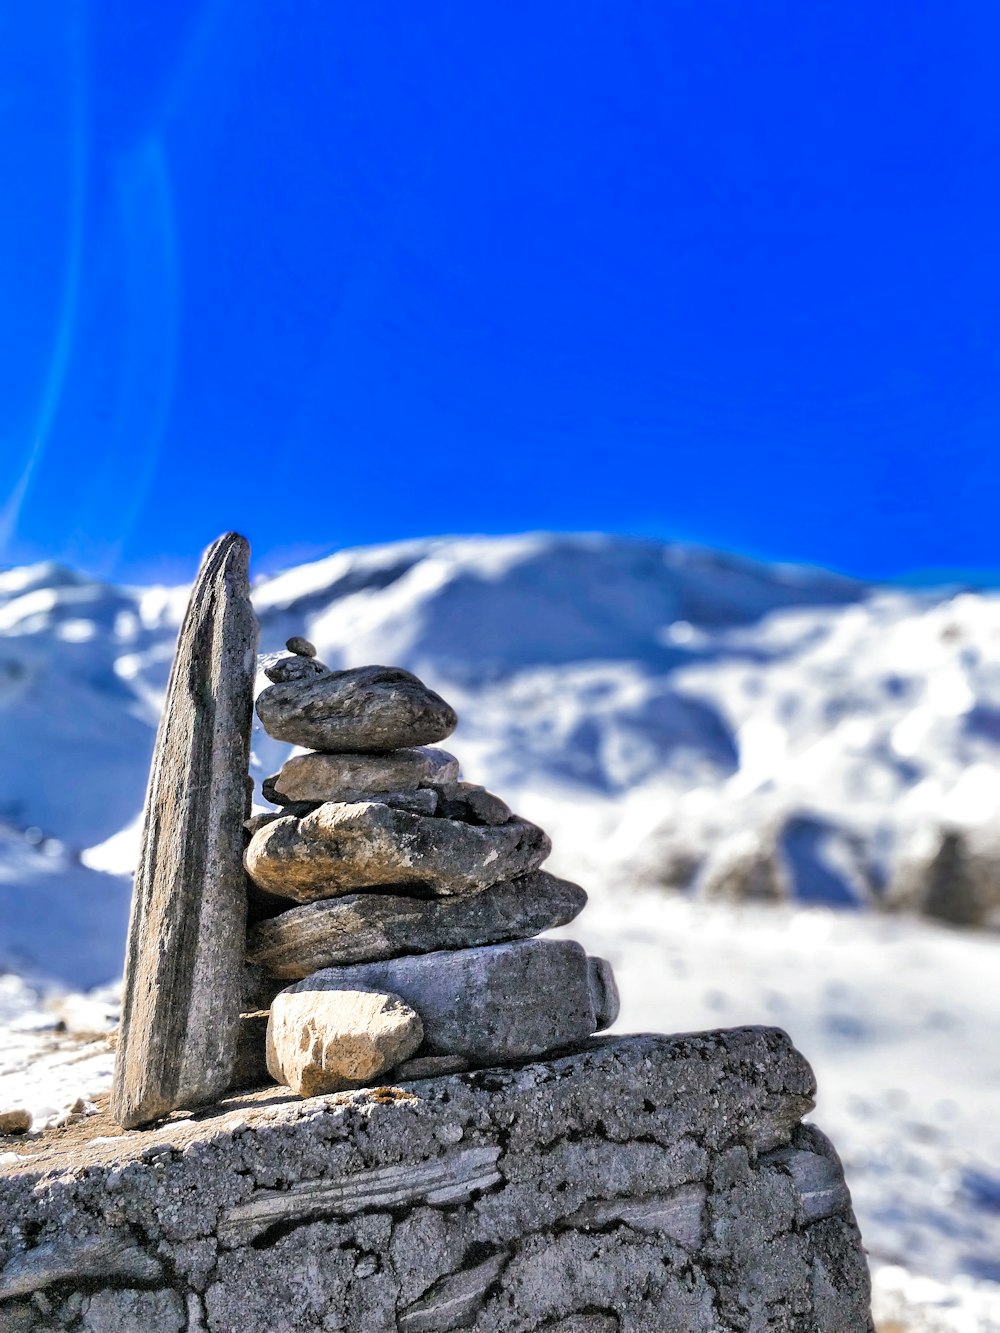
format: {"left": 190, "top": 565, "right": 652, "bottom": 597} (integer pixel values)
{"left": 286, "top": 636, "right": 317, "bottom": 657}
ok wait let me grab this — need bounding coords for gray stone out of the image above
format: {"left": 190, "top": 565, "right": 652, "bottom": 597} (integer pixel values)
{"left": 266, "top": 986, "right": 423, "bottom": 1097}
{"left": 0, "top": 1111, "right": 30, "bottom": 1135}
{"left": 0, "top": 1233, "right": 162, "bottom": 1299}
{"left": 432, "top": 781, "right": 511, "bottom": 826}
{"left": 244, "top": 809, "right": 284, "bottom": 837}
{"left": 219, "top": 1143, "right": 505, "bottom": 1247}
{"left": 268, "top": 746, "right": 460, "bottom": 804}
{"left": 255, "top": 664, "right": 458, "bottom": 752}
{"left": 244, "top": 802, "right": 550, "bottom": 902}
{"left": 262, "top": 655, "right": 328, "bottom": 684}
{"left": 541, "top": 1320, "right": 618, "bottom": 1333}
{"left": 357, "top": 787, "right": 439, "bottom": 817}
{"left": 285, "top": 636, "right": 316, "bottom": 657}
{"left": 262, "top": 787, "right": 442, "bottom": 818}
{"left": 587, "top": 956, "right": 620, "bottom": 1031}
{"left": 111, "top": 533, "right": 258, "bottom": 1129}
{"left": 246, "top": 871, "right": 588, "bottom": 977}
{"left": 296, "top": 940, "right": 617, "bottom": 1065}
{"left": 0, "top": 1031, "right": 871, "bottom": 1331}
{"left": 398, "top": 1251, "right": 509, "bottom": 1332}
{"left": 561, "top": 1180, "right": 706, "bottom": 1248}
{"left": 246, "top": 800, "right": 321, "bottom": 833}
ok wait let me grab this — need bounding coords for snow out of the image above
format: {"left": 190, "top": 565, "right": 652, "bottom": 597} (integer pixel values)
{"left": 2, "top": 532, "right": 1000, "bottom": 1324}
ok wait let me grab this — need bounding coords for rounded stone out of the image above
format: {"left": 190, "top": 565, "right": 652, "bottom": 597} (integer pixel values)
{"left": 286, "top": 636, "right": 317, "bottom": 657}
{"left": 255, "top": 664, "right": 458, "bottom": 753}
{"left": 0, "top": 1109, "right": 31, "bottom": 1135}
{"left": 265, "top": 985, "right": 423, "bottom": 1097}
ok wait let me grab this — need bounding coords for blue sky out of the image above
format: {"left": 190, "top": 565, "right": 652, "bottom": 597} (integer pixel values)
{"left": 2, "top": 2, "right": 999, "bottom": 584}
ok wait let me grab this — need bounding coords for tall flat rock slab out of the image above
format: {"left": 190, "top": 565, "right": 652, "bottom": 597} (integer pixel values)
{"left": 0, "top": 1031, "right": 872, "bottom": 1332}
{"left": 111, "top": 533, "right": 259, "bottom": 1129}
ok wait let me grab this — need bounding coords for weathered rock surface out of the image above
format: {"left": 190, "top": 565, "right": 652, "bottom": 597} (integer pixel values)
{"left": 245, "top": 802, "right": 551, "bottom": 901}
{"left": 432, "top": 782, "right": 511, "bottom": 826}
{"left": 256, "top": 664, "right": 458, "bottom": 751}
{"left": 294, "top": 940, "right": 617, "bottom": 1064}
{"left": 0, "top": 1031, "right": 871, "bottom": 1332}
{"left": 111, "top": 532, "right": 258, "bottom": 1129}
{"left": 267, "top": 746, "right": 460, "bottom": 804}
{"left": 262, "top": 654, "right": 329, "bottom": 684}
{"left": 267, "top": 986, "right": 423, "bottom": 1096}
{"left": 246, "top": 871, "right": 587, "bottom": 977}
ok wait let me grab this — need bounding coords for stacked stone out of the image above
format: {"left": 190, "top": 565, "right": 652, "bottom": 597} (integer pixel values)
{"left": 243, "top": 639, "right": 619, "bottom": 1098}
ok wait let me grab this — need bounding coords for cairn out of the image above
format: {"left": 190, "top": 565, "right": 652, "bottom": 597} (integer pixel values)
{"left": 244, "top": 639, "right": 619, "bottom": 1097}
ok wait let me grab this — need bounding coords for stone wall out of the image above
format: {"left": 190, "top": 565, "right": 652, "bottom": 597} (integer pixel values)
{"left": 0, "top": 1029, "right": 872, "bottom": 1332}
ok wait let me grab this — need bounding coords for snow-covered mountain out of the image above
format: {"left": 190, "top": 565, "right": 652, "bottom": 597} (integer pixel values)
{"left": 3, "top": 531, "right": 1000, "bottom": 986}
{"left": 4, "top": 534, "right": 1000, "bottom": 1328}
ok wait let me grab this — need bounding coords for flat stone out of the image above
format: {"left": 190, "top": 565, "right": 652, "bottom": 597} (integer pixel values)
{"left": 0, "top": 1032, "right": 871, "bottom": 1331}
{"left": 111, "top": 533, "right": 258, "bottom": 1129}
{"left": 268, "top": 746, "right": 459, "bottom": 804}
{"left": 255, "top": 664, "right": 458, "bottom": 752}
{"left": 0, "top": 1110, "right": 30, "bottom": 1135}
{"left": 266, "top": 987, "right": 423, "bottom": 1097}
{"left": 296, "top": 940, "right": 618, "bottom": 1065}
{"left": 398, "top": 1251, "right": 509, "bottom": 1332}
{"left": 0, "top": 1233, "right": 163, "bottom": 1299}
{"left": 246, "top": 801, "right": 320, "bottom": 834}
{"left": 245, "top": 809, "right": 280, "bottom": 836}
{"left": 244, "top": 803, "right": 551, "bottom": 902}
{"left": 245, "top": 870, "right": 588, "bottom": 977}
{"left": 432, "top": 781, "right": 511, "bottom": 825}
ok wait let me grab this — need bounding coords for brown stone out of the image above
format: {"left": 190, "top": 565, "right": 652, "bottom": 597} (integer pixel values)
{"left": 265, "top": 986, "right": 423, "bottom": 1096}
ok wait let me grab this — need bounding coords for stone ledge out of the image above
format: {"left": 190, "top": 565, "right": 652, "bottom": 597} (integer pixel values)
{"left": 0, "top": 1029, "right": 872, "bottom": 1332}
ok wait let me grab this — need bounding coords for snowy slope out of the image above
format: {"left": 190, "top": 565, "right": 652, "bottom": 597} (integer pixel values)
{"left": 4, "top": 532, "right": 1000, "bottom": 983}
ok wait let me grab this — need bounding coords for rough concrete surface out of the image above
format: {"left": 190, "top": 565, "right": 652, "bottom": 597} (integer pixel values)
{"left": 0, "top": 1030, "right": 871, "bottom": 1332}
